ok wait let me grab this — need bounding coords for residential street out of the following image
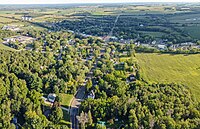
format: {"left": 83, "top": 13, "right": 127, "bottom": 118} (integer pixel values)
{"left": 70, "top": 86, "right": 86, "bottom": 129}
{"left": 69, "top": 43, "right": 107, "bottom": 129}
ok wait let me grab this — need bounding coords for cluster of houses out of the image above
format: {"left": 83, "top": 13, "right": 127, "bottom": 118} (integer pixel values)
{"left": 136, "top": 40, "right": 200, "bottom": 51}
{"left": 2, "top": 25, "right": 21, "bottom": 31}
{"left": 169, "top": 42, "right": 200, "bottom": 50}
{"left": 3, "top": 36, "right": 35, "bottom": 44}
{"left": 2, "top": 35, "right": 35, "bottom": 50}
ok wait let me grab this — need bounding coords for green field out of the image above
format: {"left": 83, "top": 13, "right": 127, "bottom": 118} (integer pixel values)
{"left": 137, "top": 53, "right": 200, "bottom": 101}
{"left": 60, "top": 93, "right": 73, "bottom": 108}
{"left": 138, "top": 31, "right": 166, "bottom": 38}
{"left": 183, "top": 26, "right": 200, "bottom": 39}
{"left": 59, "top": 93, "right": 73, "bottom": 127}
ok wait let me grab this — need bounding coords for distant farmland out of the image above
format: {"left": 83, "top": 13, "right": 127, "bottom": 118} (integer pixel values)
{"left": 137, "top": 53, "right": 200, "bottom": 101}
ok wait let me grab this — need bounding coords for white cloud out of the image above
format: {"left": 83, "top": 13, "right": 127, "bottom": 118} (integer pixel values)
{"left": 0, "top": 0, "right": 200, "bottom": 4}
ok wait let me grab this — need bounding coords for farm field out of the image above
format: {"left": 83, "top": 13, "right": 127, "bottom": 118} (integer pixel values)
{"left": 137, "top": 53, "right": 200, "bottom": 101}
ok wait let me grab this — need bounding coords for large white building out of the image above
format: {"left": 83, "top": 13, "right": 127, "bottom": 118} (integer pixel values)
{"left": 21, "top": 16, "right": 32, "bottom": 21}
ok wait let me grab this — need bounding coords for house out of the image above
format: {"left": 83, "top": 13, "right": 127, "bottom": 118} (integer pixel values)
{"left": 22, "top": 16, "right": 32, "bottom": 21}
{"left": 157, "top": 44, "right": 167, "bottom": 50}
{"left": 141, "top": 43, "right": 151, "bottom": 47}
{"left": 139, "top": 24, "right": 144, "bottom": 27}
{"left": 110, "top": 36, "right": 118, "bottom": 41}
{"left": 180, "top": 7, "right": 191, "bottom": 11}
{"left": 88, "top": 90, "right": 95, "bottom": 99}
{"left": 48, "top": 93, "right": 56, "bottom": 103}
{"left": 151, "top": 40, "right": 156, "bottom": 45}
{"left": 128, "top": 74, "right": 136, "bottom": 82}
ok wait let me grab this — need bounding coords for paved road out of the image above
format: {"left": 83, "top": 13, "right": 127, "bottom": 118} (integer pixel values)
{"left": 69, "top": 44, "right": 107, "bottom": 129}
{"left": 109, "top": 14, "right": 120, "bottom": 36}
{"left": 70, "top": 86, "right": 86, "bottom": 129}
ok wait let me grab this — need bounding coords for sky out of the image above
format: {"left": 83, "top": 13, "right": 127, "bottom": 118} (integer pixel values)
{"left": 0, "top": 0, "right": 200, "bottom": 4}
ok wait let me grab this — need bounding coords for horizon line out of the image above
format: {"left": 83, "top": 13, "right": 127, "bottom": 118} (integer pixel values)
{"left": 0, "top": 2, "right": 199, "bottom": 5}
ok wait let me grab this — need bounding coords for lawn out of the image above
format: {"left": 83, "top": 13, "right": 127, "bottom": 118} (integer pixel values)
{"left": 59, "top": 93, "right": 73, "bottom": 127}
{"left": 137, "top": 53, "right": 200, "bottom": 101}
{"left": 60, "top": 93, "right": 73, "bottom": 108}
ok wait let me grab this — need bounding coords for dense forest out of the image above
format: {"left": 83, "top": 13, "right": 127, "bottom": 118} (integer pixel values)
{"left": 81, "top": 82, "right": 200, "bottom": 129}
{"left": 0, "top": 30, "right": 100, "bottom": 128}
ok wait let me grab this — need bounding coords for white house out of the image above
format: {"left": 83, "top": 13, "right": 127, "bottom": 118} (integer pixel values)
{"left": 88, "top": 90, "right": 95, "bottom": 99}
{"left": 48, "top": 93, "right": 56, "bottom": 103}
{"left": 157, "top": 44, "right": 167, "bottom": 50}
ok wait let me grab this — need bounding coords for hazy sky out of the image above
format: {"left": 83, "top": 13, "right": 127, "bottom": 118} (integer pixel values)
{"left": 0, "top": 0, "right": 200, "bottom": 4}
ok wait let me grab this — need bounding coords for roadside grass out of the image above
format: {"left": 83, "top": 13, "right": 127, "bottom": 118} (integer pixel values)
{"left": 60, "top": 93, "right": 73, "bottom": 109}
{"left": 137, "top": 53, "right": 200, "bottom": 101}
{"left": 59, "top": 109, "right": 71, "bottom": 127}
{"left": 43, "top": 104, "right": 71, "bottom": 127}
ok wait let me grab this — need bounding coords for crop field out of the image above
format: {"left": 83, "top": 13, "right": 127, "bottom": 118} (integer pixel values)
{"left": 0, "top": 16, "right": 19, "bottom": 23}
{"left": 137, "top": 53, "right": 200, "bottom": 101}
{"left": 168, "top": 13, "right": 200, "bottom": 24}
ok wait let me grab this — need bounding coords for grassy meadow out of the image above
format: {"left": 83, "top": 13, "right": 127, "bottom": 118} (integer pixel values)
{"left": 137, "top": 53, "right": 200, "bottom": 101}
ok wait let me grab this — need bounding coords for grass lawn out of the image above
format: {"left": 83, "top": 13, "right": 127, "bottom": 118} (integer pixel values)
{"left": 60, "top": 93, "right": 73, "bottom": 108}
{"left": 0, "top": 43, "right": 16, "bottom": 51}
{"left": 137, "top": 53, "right": 200, "bottom": 101}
